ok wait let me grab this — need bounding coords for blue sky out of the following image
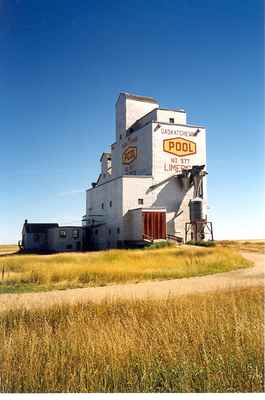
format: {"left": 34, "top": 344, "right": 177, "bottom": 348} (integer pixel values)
{"left": 0, "top": 0, "right": 263, "bottom": 243}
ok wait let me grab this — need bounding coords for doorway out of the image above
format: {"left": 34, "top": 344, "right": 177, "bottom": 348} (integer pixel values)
{"left": 142, "top": 211, "right": 166, "bottom": 240}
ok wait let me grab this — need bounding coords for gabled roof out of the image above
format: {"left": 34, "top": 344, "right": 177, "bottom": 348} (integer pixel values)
{"left": 24, "top": 223, "right": 59, "bottom": 234}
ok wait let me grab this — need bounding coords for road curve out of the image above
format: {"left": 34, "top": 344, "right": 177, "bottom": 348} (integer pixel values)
{"left": 0, "top": 252, "right": 263, "bottom": 312}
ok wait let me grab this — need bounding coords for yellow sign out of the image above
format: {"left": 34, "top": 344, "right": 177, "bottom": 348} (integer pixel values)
{"left": 163, "top": 137, "right": 196, "bottom": 157}
{"left": 122, "top": 146, "right": 137, "bottom": 164}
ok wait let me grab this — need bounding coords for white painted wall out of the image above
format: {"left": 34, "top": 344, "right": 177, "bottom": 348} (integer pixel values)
{"left": 152, "top": 123, "right": 206, "bottom": 181}
{"left": 85, "top": 92, "right": 209, "bottom": 248}
{"left": 115, "top": 93, "right": 158, "bottom": 142}
{"left": 124, "top": 208, "right": 143, "bottom": 241}
{"left": 86, "top": 177, "right": 124, "bottom": 249}
{"left": 156, "top": 109, "right": 187, "bottom": 125}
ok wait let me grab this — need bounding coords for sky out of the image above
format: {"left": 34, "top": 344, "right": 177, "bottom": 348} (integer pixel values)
{"left": 0, "top": 0, "right": 264, "bottom": 243}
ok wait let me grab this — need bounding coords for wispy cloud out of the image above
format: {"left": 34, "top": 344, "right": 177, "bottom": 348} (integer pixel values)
{"left": 58, "top": 189, "right": 84, "bottom": 197}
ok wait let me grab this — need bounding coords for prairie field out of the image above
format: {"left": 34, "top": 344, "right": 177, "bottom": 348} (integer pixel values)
{"left": 0, "top": 244, "right": 18, "bottom": 254}
{"left": 0, "top": 286, "right": 263, "bottom": 392}
{"left": 0, "top": 246, "right": 252, "bottom": 293}
{"left": 216, "top": 240, "right": 265, "bottom": 254}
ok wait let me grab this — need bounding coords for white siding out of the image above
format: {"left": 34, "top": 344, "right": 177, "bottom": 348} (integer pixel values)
{"left": 156, "top": 109, "right": 187, "bottom": 125}
{"left": 85, "top": 92, "right": 209, "bottom": 248}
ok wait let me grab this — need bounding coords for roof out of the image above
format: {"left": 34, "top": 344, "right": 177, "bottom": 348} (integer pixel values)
{"left": 127, "top": 107, "right": 187, "bottom": 135}
{"left": 24, "top": 223, "right": 59, "bottom": 234}
{"left": 117, "top": 92, "right": 158, "bottom": 105}
{"left": 54, "top": 226, "right": 82, "bottom": 229}
{"left": 158, "top": 107, "right": 186, "bottom": 113}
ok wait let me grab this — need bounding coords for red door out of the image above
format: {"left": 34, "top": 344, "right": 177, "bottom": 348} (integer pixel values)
{"left": 143, "top": 212, "right": 166, "bottom": 240}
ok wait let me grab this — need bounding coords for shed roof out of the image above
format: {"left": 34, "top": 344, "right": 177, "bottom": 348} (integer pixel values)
{"left": 117, "top": 92, "right": 158, "bottom": 105}
{"left": 24, "top": 223, "right": 59, "bottom": 234}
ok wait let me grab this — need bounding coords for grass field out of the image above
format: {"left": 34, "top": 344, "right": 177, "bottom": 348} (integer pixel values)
{"left": 0, "top": 244, "right": 18, "bottom": 254}
{"left": 0, "top": 286, "right": 263, "bottom": 392}
{"left": 216, "top": 240, "right": 264, "bottom": 254}
{"left": 0, "top": 246, "right": 252, "bottom": 293}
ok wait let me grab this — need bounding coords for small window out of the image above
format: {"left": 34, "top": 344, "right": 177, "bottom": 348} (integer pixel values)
{"left": 95, "top": 229, "right": 98, "bottom": 235}
{"left": 169, "top": 118, "right": 174, "bottom": 124}
{"left": 66, "top": 244, "right": 72, "bottom": 250}
{"left": 59, "top": 230, "right": 67, "bottom": 239}
{"left": 101, "top": 203, "right": 104, "bottom": 209}
{"left": 108, "top": 228, "right": 111, "bottom": 235}
{"left": 119, "top": 134, "right": 122, "bottom": 140}
{"left": 109, "top": 201, "right": 112, "bottom": 207}
{"left": 138, "top": 198, "right": 144, "bottom": 205}
{"left": 199, "top": 182, "right": 203, "bottom": 198}
{"left": 117, "top": 227, "right": 120, "bottom": 234}
{"left": 72, "top": 229, "right": 79, "bottom": 239}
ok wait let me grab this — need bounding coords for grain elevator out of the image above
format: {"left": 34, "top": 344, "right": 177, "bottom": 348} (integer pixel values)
{"left": 83, "top": 92, "right": 213, "bottom": 249}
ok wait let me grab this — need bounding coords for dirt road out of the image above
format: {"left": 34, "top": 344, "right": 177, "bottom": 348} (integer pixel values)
{"left": 0, "top": 252, "right": 263, "bottom": 312}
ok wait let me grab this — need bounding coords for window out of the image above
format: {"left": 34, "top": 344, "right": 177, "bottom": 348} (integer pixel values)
{"left": 66, "top": 244, "right": 73, "bottom": 250}
{"left": 117, "top": 227, "right": 120, "bottom": 234}
{"left": 59, "top": 230, "right": 67, "bottom": 239}
{"left": 138, "top": 198, "right": 144, "bottom": 205}
{"left": 169, "top": 118, "right": 174, "bottom": 124}
{"left": 109, "top": 201, "right": 112, "bottom": 207}
{"left": 72, "top": 229, "right": 79, "bottom": 239}
{"left": 101, "top": 202, "right": 104, "bottom": 209}
{"left": 199, "top": 182, "right": 203, "bottom": 198}
{"left": 108, "top": 228, "right": 111, "bottom": 235}
{"left": 119, "top": 134, "right": 122, "bottom": 140}
{"left": 95, "top": 229, "right": 98, "bottom": 235}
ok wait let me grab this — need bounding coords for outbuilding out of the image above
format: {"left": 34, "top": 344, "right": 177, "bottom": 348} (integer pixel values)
{"left": 20, "top": 220, "right": 83, "bottom": 253}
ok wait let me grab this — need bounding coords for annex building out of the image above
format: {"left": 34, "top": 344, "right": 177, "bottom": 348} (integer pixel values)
{"left": 20, "top": 221, "right": 83, "bottom": 253}
{"left": 83, "top": 92, "right": 212, "bottom": 250}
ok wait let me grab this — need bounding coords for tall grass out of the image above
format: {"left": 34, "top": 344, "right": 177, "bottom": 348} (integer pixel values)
{"left": 0, "top": 244, "right": 18, "bottom": 254}
{"left": 0, "top": 286, "right": 263, "bottom": 392}
{"left": 216, "top": 240, "right": 265, "bottom": 253}
{"left": 0, "top": 247, "right": 252, "bottom": 293}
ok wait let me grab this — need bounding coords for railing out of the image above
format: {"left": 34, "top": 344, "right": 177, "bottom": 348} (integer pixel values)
{"left": 143, "top": 234, "right": 183, "bottom": 245}
{"left": 167, "top": 234, "right": 183, "bottom": 244}
{"left": 142, "top": 233, "right": 154, "bottom": 243}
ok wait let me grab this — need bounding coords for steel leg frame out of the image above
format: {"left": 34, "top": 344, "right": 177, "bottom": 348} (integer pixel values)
{"left": 185, "top": 221, "right": 214, "bottom": 243}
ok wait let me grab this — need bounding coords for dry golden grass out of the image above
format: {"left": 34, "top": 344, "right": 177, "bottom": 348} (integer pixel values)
{"left": 0, "top": 244, "right": 18, "bottom": 254}
{"left": 216, "top": 240, "right": 265, "bottom": 254}
{"left": 0, "top": 246, "right": 252, "bottom": 293}
{"left": 0, "top": 286, "right": 263, "bottom": 392}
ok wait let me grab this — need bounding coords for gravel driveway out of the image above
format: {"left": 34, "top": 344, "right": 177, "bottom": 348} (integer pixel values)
{"left": 0, "top": 252, "right": 263, "bottom": 312}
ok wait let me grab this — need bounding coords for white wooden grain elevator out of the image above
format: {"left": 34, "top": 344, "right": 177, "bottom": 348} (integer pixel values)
{"left": 83, "top": 92, "right": 213, "bottom": 249}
